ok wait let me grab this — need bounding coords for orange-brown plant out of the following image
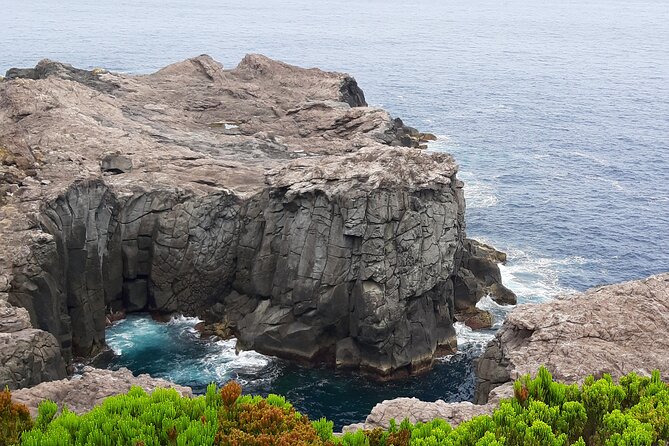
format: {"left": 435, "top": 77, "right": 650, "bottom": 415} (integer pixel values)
{"left": 0, "top": 388, "right": 33, "bottom": 446}
{"left": 220, "top": 381, "right": 242, "bottom": 408}
{"left": 215, "top": 400, "right": 333, "bottom": 446}
{"left": 366, "top": 426, "right": 411, "bottom": 446}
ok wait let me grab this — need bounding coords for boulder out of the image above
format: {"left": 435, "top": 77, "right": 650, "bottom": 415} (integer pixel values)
{"left": 101, "top": 154, "right": 133, "bottom": 174}
{"left": 363, "top": 397, "right": 492, "bottom": 429}
{"left": 0, "top": 300, "right": 66, "bottom": 390}
{"left": 454, "top": 239, "right": 517, "bottom": 307}
{"left": 455, "top": 307, "right": 494, "bottom": 330}
{"left": 342, "top": 382, "right": 515, "bottom": 432}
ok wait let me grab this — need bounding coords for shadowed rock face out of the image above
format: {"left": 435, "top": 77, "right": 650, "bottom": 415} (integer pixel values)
{"left": 0, "top": 54, "right": 511, "bottom": 387}
{"left": 474, "top": 273, "right": 669, "bottom": 403}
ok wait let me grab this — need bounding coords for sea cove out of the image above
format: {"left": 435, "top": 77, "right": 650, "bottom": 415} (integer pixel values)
{"left": 1, "top": 1, "right": 669, "bottom": 444}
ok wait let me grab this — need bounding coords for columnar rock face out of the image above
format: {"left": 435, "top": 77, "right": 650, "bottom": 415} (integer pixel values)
{"left": 0, "top": 54, "right": 511, "bottom": 387}
{"left": 475, "top": 273, "right": 669, "bottom": 403}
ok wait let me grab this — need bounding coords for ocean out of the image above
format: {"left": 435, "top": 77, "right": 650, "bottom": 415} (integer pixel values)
{"left": 2, "top": 0, "right": 668, "bottom": 428}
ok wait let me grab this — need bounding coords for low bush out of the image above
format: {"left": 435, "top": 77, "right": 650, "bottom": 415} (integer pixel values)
{"left": 2, "top": 367, "right": 668, "bottom": 445}
{"left": 0, "top": 388, "right": 33, "bottom": 446}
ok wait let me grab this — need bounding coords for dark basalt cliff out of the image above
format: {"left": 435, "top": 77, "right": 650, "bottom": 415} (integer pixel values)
{"left": 0, "top": 55, "right": 514, "bottom": 388}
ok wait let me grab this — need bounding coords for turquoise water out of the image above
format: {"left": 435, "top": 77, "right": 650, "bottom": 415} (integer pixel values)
{"left": 105, "top": 315, "right": 482, "bottom": 429}
{"left": 4, "top": 0, "right": 669, "bottom": 428}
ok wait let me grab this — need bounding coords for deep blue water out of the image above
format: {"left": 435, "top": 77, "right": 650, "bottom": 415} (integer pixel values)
{"left": 3, "top": 0, "right": 669, "bottom": 429}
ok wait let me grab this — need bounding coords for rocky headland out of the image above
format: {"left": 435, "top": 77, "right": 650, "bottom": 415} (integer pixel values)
{"left": 0, "top": 54, "right": 514, "bottom": 389}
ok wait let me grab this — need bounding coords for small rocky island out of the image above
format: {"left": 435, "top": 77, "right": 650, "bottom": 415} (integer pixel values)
{"left": 0, "top": 55, "right": 515, "bottom": 389}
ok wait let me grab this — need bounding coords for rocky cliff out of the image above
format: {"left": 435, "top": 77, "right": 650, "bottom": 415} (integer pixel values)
{"left": 475, "top": 273, "right": 669, "bottom": 403}
{"left": 0, "top": 54, "right": 513, "bottom": 388}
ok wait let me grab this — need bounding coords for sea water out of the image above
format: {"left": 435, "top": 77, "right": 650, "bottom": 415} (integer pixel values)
{"left": 3, "top": 0, "right": 668, "bottom": 429}
{"left": 105, "top": 315, "right": 483, "bottom": 428}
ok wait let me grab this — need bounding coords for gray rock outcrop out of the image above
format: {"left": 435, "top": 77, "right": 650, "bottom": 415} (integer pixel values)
{"left": 0, "top": 54, "right": 510, "bottom": 387}
{"left": 0, "top": 300, "right": 66, "bottom": 390}
{"left": 475, "top": 273, "right": 669, "bottom": 403}
{"left": 11, "top": 366, "right": 192, "bottom": 417}
{"left": 343, "top": 383, "right": 513, "bottom": 432}
{"left": 360, "top": 398, "right": 492, "bottom": 430}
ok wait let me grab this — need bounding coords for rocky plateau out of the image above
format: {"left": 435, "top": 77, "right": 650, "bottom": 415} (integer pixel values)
{"left": 0, "top": 54, "right": 514, "bottom": 389}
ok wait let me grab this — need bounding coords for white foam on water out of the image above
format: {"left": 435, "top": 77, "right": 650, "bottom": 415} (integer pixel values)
{"left": 208, "top": 339, "right": 272, "bottom": 372}
{"left": 453, "top": 322, "right": 495, "bottom": 355}
{"left": 455, "top": 170, "right": 500, "bottom": 209}
{"left": 570, "top": 151, "right": 614, "bottom": 168}
{"left": 106, "top": 314, "right": 275, "bottom": 386}
{"left": 167, "top": 314, "right": 203, "bottom": 325}
{"left": 448, "top": 239, "right": 585, "bottom": 354}
{"left": 498, "top": 251, "right": 581, "bottom": 305}
{"left": 475, "top": 295, "right": 507, "bottom": 330}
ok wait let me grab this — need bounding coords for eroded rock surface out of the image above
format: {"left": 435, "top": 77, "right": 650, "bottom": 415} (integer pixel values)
{"left": 363, "top": 398, "right": 492, "bottom": 430}
{"left": 475, "top": 273, "right": 669, "bottom": 403}
{"left": 0, "top": 54, "right": 510, "bottom": 386}
{"left": 0, "top": 300, "right": 66, "bottom": 390}
{"left": 11, "top": 367, "right": 192, "bottom": 416}
{"left": 344, "top": 383, "right": 514, "bottom": 432}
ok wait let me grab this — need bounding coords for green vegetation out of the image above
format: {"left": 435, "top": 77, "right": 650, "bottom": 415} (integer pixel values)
{"left": 2, "top": 367, "right": 668, "bottom": 446}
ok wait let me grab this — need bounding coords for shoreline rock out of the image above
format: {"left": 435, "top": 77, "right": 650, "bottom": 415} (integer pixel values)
{"left": 343, "top": 383, "right": 514, "bottom": 432}
{"left": 0, "top": 54, "right": 510, "bottom": 387}
{"left": 0, "top": 300, "right": 66, "bottom": 388}
{"left": 475, "top": 272, "right": 669, "bottom": 403}
{"left": 347, "top": 273, "right": 669, "bottom": 430}
{"left": 10, "top": 367, "right": 192, "bottom": 417}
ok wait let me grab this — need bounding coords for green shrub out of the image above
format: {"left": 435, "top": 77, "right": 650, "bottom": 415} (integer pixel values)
{"left": 22, "top": 386, "right": 217, "bottom": 446}
{"left": 15, "top": 367, "right": 669, "bottom": 446}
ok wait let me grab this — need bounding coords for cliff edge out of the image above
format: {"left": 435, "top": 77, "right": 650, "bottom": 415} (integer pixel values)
{"left": 347, "top": 273, "right": 669, "bottom": 430}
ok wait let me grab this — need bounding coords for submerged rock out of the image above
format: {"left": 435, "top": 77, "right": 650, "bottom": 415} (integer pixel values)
{"left": 0, "top": 54, "right": 509, "bottom": 387}
{"left": 475, "top": 273, "right": 669, "bottom": 403}
{"left": 11, "top": 367, "right": 192, "bottom": 417}
{"left": 455, "top": 307, "right": 494, "bottom": 330}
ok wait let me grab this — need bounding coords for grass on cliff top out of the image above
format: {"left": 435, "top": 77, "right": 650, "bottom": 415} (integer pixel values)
{"left": 3, "top": 366, "right": 669, "bottom": 446}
